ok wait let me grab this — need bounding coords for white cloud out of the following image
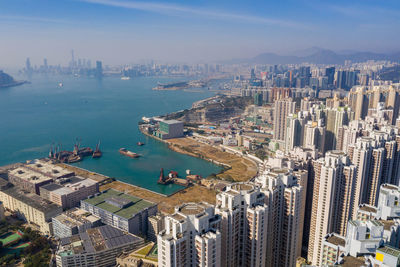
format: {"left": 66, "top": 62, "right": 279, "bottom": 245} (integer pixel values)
{"left": 81, "top": 0, "right": 311, "bottom": 30}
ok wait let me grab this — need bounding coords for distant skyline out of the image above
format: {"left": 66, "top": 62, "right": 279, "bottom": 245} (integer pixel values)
{"left": 0, "top": 0, "right": 399, "bottom": 68}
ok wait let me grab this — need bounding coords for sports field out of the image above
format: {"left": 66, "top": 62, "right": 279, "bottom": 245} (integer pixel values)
{"left": 0, "top": 230, "right": 23, "bottom": 246}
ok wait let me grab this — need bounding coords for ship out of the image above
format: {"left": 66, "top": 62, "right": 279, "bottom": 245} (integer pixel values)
{"left": 121, "top": 76, "right": 131, "bottom": 80}
{"left": 119, "top": 148, "right": 140, "bottom": 158}
{"left": 137, "top": 142, "right": 145, "bottom": 146}
{"left": 67, "top": 154, "right": 82, "bottom": 163}
{"left": 92, "top": 141, "right": 102, "bottom": 158}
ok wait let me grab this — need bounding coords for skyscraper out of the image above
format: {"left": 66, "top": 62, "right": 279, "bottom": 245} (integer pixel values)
{"left": 157, "top": 202, "right": 221, "bottom": 267}
{"left": 258, "top": 168, "right": 306, "bottom": 267}
{"left": 96, "top": 60, "right": 103, "bottom": 78}
{"left": 215, "top": 183, "right": 268, "bottom": 267}
{"left": 273, "top": 98, "right": 296, "bottom": 141}
{"left": 308, "top": 151, "right": 357, "bottom": 265}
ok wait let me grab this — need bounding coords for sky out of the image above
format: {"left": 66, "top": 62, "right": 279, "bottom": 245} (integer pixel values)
{"left": 0, "top": 0, "right": 399, "bottom": 68}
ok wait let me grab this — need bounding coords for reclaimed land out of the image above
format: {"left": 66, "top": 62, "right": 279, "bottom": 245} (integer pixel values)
{"left": 166, "top": 137, "right": 258, "bottom": 182}
{"left": 100, "top": 181, "right": 216, "bottom": 214}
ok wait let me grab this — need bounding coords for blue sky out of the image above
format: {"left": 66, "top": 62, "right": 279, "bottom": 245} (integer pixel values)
{"left": 0, "top": 0, "right": 399, "bottom": 67}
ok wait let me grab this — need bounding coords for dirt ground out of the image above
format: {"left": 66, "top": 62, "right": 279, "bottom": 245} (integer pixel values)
{"left": 167, "top": 137, "right": 258, "bottom": 182}
{"left": 100, "top": 181, "right": 217, "bottom": 214}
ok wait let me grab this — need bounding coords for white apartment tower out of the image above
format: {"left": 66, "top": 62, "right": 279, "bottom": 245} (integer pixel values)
{"left": 215, "top": 183, "right": 268, "bottom": 267}
{"left": 308, "top": 151, "right": 357, "bottom": 265}
{"left": 258, "top": 168, "right": 305, "bottom": 267}
{"left": 273, "top": 98, "right": 295, "bottom": 141}
{"left": 157, "top": 202, "right": 221, "bottom": 267}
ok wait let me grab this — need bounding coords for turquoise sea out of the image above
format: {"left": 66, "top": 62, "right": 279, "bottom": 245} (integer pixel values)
{"left": 0, "top": 75, "right": 222, "bottom": 195}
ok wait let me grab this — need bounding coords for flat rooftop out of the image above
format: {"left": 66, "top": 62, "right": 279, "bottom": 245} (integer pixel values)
{"left": 58, "top": 225, "right": 142, "bottom": 256}
{"left": 161, "top": 119, "right": 183, "bottom": 125}
{"left": 377, "top": 245, "right": 400, "bottom": 258}
{"left": 82, "top": 189, "right": 155, "bottom": 220}
{"left": 358, "top": 204, "right": 378, "bottom": 213}
{"left": 25, "top": 159, "right": 74, "bottom": 178}
{"left": 178, "top": 203, "right": 205, "bottom": 216}
{"left": 2, "top": 186, "right": 62, "bottom": 214}
{"left": 341, "top": 256, "right": 366, "bottom": 267}
{"left": 41, "top": 176, "right": 97, "bottom": 196}
{"left": 326, "top": 234, "right": 345, "bottom": 247}
{"left": 231, "top": 183, "right": 253, "bottom": 192}
{"left": 54, "top": 208, "right": 100, "bottom": 228}
{"left": 9, "top": 167, "right": 53, "bottom": 184}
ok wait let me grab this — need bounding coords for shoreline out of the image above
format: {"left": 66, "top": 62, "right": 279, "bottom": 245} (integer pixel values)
{"left": 139, "top": 125, "right": 258, "bottom": 182}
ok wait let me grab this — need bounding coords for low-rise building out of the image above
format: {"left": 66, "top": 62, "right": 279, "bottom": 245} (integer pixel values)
{"left": 56, "top": 225, "right": 143, "bottom": 267}
{"left": 52, "top": 208, "right": 102, "bottom": 238}
{"left": 81, "top": 189, "right": 157, "bottom": 235}
{"left": 321, "top": 233, "right": 346, "bottom": 266}
{"left": 40, "top": 176, "right": 99, "bottom": 209}
{"left": 0, "top": 186, "right": 62, "bottom": 235}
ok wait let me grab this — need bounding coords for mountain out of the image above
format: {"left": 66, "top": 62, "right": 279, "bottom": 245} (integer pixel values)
{"left": 0, "top": 70, "right": 27, "bottom": 88}
{"left": 233, "top": 49, "right": 400, "bottom": 65}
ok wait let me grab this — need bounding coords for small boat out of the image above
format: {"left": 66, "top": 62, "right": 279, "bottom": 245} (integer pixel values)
{"left": 121, "top": 76, "right": 130, "bottom": 80}
{"left": 119, "top": 148, "right": 140, "bottom": 158}
{"left": 92, "top": 141, "right": 102, "bottom": 158}
{"left": 67, "top": 154, "right": 82, "bottom": 163}
{"left": 58, "top": 82, "right": 63, "bottom": 87}
{"left": 137, "top": 142, "right": 145, "bottom": 146}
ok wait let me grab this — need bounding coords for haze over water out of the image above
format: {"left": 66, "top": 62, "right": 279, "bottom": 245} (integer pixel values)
{"left": 0, "top": 75, "right": 222, "bottom": 195}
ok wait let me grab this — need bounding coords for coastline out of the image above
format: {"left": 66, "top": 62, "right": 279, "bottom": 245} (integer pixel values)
{"left": 139, "top": 125, "right": 258, "bottom": 182}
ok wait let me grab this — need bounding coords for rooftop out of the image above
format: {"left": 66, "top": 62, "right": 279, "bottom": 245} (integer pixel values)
{"left": 82, "top": 189, "right": 155, "bottom": 220}
{"left": 42, "top": 176, "right": 98, "bottom": 196}
{"left": 382, "top": 184, "right": 399, "bottom": 191}
{"left": 377, "top": 245, "right": 400, "bottom": 257}
{"left": 379, "top": 220, "right": 396, "bottom": 231}
{"left": 58, "top": 225, "right": 143, "bottom": 256}
{"left": 2, "top": 186, "right": 62, "bottom": 214}
{"left": 9, "top": 167, "right": 53, "bottom": 184}
{"left": 25, "top": 159, "right": 74, "bottom": 178}
{"left": 178, "top": 203, "right": 205, "bottom": 216}
{"left": 358, "top": 204, "right": 378, "bottom": 213}
{"left": 53, "top": 208, "right": 100, "bottom": 227}
{"left": 326, "top": 234, "right": 345, "bottom": 247}
{"left": 231, "top": 183, "right": 253, "bottom": 192}
{"left": 161, "top": 119, "right": 183, "bottom": 125}
{"left": 341, "top": 256, "right": 367, "bottom": 267}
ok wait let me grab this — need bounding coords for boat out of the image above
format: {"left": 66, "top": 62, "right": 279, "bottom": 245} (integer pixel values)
{"left": 137, "top": 142, "right": 145, "bottom": 146}
{"left": 58, "top": 82, "right": 63, "bottom": 87}
{"left": 92, "top": 141, "right": 102, "bottom": 158}
{"left": 121, "top": 76, "right": 131, "bottom": 80}
{"left": 67, "top": 154, "right": 82, "bottom": 163}
{"left": 119, "top": 148, "right": 140, "bottom": 158}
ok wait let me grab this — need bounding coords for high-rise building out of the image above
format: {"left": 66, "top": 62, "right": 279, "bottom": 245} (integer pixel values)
{"left": 308, "top": 151, "right": 357, "bottom": 265}
{"left": 96, "top": 60, "right": 103, "bottom": 78}
{"left": 157, "top": 202, "right": 221, "bottom": 267}
{"left": 215, "top": 183, "right": 268, "bottom": 267}
{"left": 258, "top": 168, "right": 305, "bottom": 267}
{"left": 285, "top": 112, "right": 307, "bottom": 153}
{"left": 303, "top": 120, "right": 325, "bottom": 154}
{"left": 273, "top": 98, "right": 296, "bottom": 141}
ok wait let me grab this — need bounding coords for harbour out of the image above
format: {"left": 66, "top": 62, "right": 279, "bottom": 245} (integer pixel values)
{"left": 0, "top": 75, "right": 222, "bottom": 195}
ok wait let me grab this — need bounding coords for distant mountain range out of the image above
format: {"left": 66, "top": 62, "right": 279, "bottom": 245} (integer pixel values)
{"left": 228, "top": 47, "right": 400, "bottom": 65}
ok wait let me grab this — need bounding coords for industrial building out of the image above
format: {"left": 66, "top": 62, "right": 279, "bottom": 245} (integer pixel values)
{"left": 40, "top": 176, "right": 99, "bottom": 209}
{"left": 56, "top": 225, "right": 143, "bottom": 267}
{"left": 80, "top": 189, "right": 157, "bottom": 235}
{"left": 52, "top": 208, "right": 102, "bottom": 238}
{"left": 154, "top": 120, "right": 184, "bottom": 139}
{"left": 0, "top": 185, "right": 62, "bottom": 235}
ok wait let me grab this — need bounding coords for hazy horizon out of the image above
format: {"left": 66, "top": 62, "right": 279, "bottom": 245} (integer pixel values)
{"left": 1, "top": 0, "right": 400, "bottom": 68}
